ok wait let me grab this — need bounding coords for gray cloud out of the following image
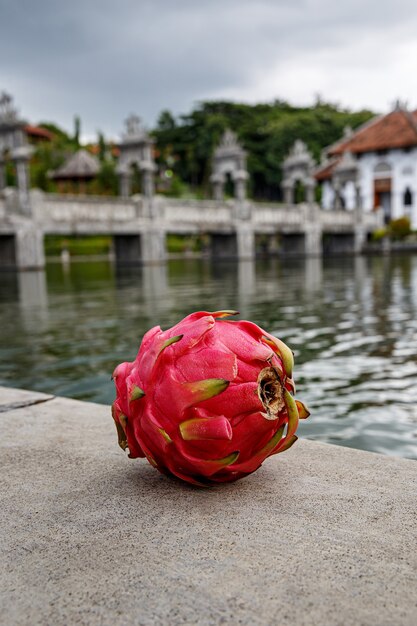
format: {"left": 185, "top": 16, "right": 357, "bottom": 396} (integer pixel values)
{"left": 1, "top": 0, "right": 417, "bottom": 139}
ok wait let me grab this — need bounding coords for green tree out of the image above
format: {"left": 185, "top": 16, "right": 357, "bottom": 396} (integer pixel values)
{"left": 153, "top": 99, "right": 374, "bottom": 200}
{"left": 156, "top": 110, "right": 176, "bottom": 132}
{"left": 73, "top": 115, "right": 81, "bottom": 147}
{"left": 97, "top": 131, "right": 106, "bottom": 162}
{"left": 94, "top": 160, "right": 118, "bottom": 195}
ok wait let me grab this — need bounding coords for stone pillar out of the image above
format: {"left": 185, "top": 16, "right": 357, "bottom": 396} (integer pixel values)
{"left": 354, "top": 182, "right": 362, "bottom": 210}
{"left": 143, "top": 143, "right": 153, "bottom": 164}
{"left": 119, "top": 172, "right": 131, "bottom": 197}
{"left": 15, "top": 158, "right": 30, "bottom": 195}
{"left": 353, "top": 182, "right": 366, "bottom": 253}
{"left": 305, "top": 178, "right": 316, "bottom": 204}
{"left": 211, "top": 176, "right": 224, "bottom": 201}
{"left": 233, "top": 171, "right": 248, "bottom": 202}
{"left": 11, "top": 146, "right": 32, "bottom": 212}
{"left": 304, "top": 204, "right": 322, "bottom": 256}
{"left": 142, "top": 166, "right": 154, "bottom": 199}
{"left": 236, "top": 224, "right": 255, "bottom": 260}
{"left": 235, "top": 200, "right": 251, "bottom": 221}
{"left": 214, "top": 181, "right": 223, "bottom": 201}
{"left": 131, "top": 193, "right": 144, "bottom": 219}
{"left": 283, "top": 181, "right": 293, "bottom": 204}
{"left": 333, "top": 181, "right": 343, "bottom": 210}
{"left": 15, "top": 226, "right": 45, "bottom": 270}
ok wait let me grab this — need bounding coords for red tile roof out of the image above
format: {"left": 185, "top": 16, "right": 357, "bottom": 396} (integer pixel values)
{"left": 315, "top": 157, "right": 340, "bottom": 182}
{"left": 328, "top": 109, "right": 417, "bottom": 156}
{"left": 25, "top": 124, "right": 54, "bottom": 141}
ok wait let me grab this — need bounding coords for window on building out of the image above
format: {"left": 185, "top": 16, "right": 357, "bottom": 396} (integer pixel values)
{"left": 374, "top": 161, "right": 391, "bottom": 175}
{"left": 404, "top": 187, "right": 413, "bottom": 206}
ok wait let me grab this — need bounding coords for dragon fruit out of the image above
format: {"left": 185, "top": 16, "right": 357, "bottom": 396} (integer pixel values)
{"left": 112, "top": 311, "right": 309, "bottom": 486}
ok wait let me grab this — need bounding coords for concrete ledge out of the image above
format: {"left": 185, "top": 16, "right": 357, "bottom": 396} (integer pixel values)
{"left": 1, "top": 387, "right": 416, "bottom": 625}
{"left": 0, "top": 385, "right": 53, "bottom": 412}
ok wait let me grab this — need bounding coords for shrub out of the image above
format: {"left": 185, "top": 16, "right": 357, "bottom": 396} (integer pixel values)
{"left": 389, "top": 217, "right": 411, "bottom": 240}
{"left": 372, "top": 228, "right": 388, "bottom": 241}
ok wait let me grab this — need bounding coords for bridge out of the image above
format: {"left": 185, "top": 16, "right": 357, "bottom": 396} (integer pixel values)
{"left": 0, "top": 189, "right": 381, "bottom": 269}
{"left": 0, "top": 95, "right": 382, "bottom": 269}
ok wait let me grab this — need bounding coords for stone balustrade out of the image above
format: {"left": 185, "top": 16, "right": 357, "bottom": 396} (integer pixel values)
{"left": 0, "top": 189, "right": 382, "bottom": 269}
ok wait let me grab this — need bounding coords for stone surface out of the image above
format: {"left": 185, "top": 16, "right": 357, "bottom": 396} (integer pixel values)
{"left": 0, "top": 384, "right": 53, "bottom": 412}
{"left": 0, "top": 388, "right": 416, "bottom": 625}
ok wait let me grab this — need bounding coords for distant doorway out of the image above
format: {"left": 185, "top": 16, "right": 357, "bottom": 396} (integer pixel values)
{"left": 373, "top": 162, "right": 392, "bottom": 224}
{"left": 378, "top": 191, "right": 392, "bottom": 224}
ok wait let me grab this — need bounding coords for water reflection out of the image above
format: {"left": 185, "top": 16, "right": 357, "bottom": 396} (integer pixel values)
{"left": 304, "top": 257, "right": 322, "bottom": 293}
{"left": 0, "top": 255, "right": 416, "bottom": 460}
{"left": 18, "top": 271, "right": 49, "bottom": 332}
{"left": 238, "top": 260, "right": 255, "bottom": 316}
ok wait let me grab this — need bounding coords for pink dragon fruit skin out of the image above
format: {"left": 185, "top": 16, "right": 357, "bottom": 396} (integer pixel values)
{"left": 112, "top": 311, "right": 309, "bottom": 486}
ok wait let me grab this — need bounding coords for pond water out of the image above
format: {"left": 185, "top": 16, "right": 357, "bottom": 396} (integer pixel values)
{"left": 1, "top": 256, "right": 416, "bottom": 460}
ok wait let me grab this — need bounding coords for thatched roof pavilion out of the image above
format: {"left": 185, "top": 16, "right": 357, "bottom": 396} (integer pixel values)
{"left": 50, "top": 149, "right": 100, "bottom": 193}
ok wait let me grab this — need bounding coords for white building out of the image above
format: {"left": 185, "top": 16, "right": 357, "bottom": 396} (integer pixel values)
{"left": 315, "top": 104, "right": 417, "bottom": 228}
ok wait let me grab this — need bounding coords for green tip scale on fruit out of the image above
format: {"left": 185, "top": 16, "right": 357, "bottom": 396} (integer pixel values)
{"left": 158, "top": 428, "right": 172, "bottom": 443}
{"left": 129, "top": 385, "right": 145, "bottom": 402}
{"left": 114, "top": 418, "right": 128, "bottom": 451}
{"left": 296, "top": 399, "right": 310, "bottom": 419}
{"left": 276, "top": 434, "right": 298, "bottom": 453}
{"left": 158, "top": 334, "right": 183, "bottom": 356}
{"left": 262, "top": 335, "right": 294, "bottom": 378}
{"left": 179, "top": 416, "right": 233, "bottom": 441}
{"left": 181, "top": 378, "right": 230, "bottom": 404}
{"left": 210, "top": 310, "right": 239, "bottom": 318}
{"left": 260, "top": 424, "right": 286, "bottom": 456}
{"left": 283, "top": 388, "right": 299, "bottom": 439}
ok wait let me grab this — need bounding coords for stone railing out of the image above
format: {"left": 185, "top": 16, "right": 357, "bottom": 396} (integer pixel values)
{"left": 160, "top": 197, "right": 225, "bottom": 210}
{"left": 320, "top": 209, "right": 355, "bottom": 228}
{"left": 158, "top": 199, "right": 233, "bottom": 225}
{"left": 320, "top": 208, "right": 382, "bottom": 231}
{"left": 32, "top": 192, "right": 139, "bottom": 224}
{"left": 252, "top": 203, "right": 304, "bottom": 226}
{"left": 363, "top": 210, "right": 384, "bottom": 229}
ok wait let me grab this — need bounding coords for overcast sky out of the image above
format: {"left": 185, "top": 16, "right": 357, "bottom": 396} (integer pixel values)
{"left": 1, "top": 0, "right": 417, "bottom": 141}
